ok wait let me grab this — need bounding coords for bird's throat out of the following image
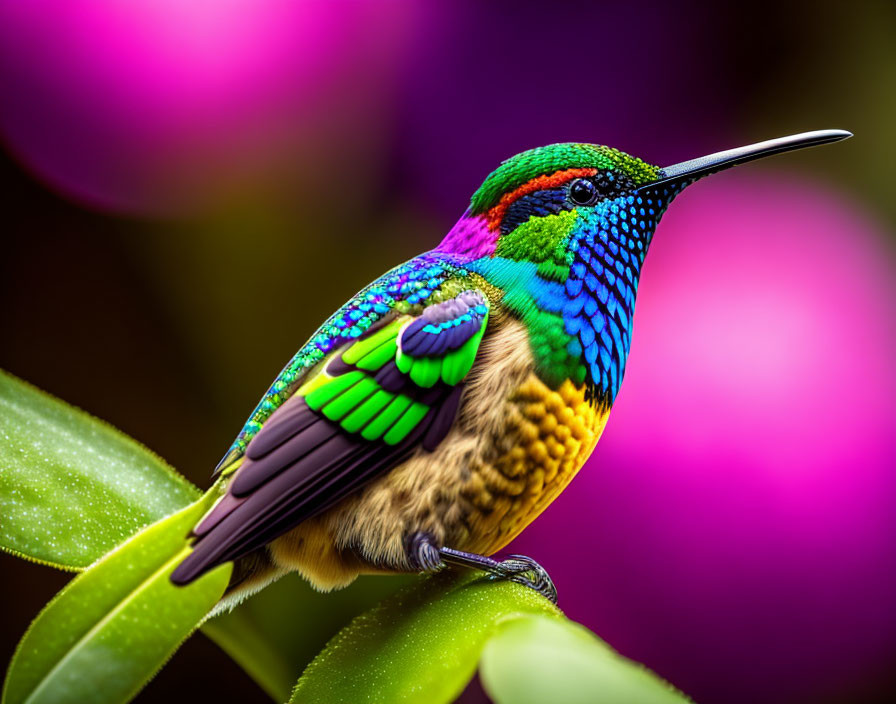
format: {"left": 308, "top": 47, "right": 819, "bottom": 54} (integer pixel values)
{"left": 469, "top": 205, "right": 652, "bottom": 403}
{"left": 469, "top": 253, "right": 633, "bottom": 405}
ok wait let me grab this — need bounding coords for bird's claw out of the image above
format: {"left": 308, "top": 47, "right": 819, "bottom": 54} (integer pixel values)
{"left": 409, "top": 536, "right": 559, "bottom": 604}
{"left": 491, "top": 554, "right": 558, "bottom": 604}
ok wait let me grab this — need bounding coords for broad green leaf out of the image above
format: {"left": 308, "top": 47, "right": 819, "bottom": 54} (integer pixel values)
{"left": 0, "top": 370, "right": 198, "bottom": 570}
{"left": 290, "top": 571, "right": 561, "bottom": 704}
{"left": 0, "top": 369, "right": 411, "bottom": 702}
{"left": 203, "top": 574, "right": 412, "bottom": 702}
{"left": 2, "top": 495, "right": 231, "bottom": 704}
{"left": 480, "top": 614, "right": 692, "bottom": 704}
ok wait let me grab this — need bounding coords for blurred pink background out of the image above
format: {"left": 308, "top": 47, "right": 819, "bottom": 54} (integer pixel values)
{"left": 511, "top": 175, "right": 896, "bottom": 703}
{"left": 2, "top": 2, "right": 894, "bottom": 703}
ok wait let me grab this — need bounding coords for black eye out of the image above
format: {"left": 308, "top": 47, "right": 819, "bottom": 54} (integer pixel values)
{"left": 568, "top": 178, "right": 597, "bottom": 205}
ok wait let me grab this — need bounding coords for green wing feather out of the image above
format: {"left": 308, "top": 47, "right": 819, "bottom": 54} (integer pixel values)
{"left": 301, "top": 290, "right": 488, "bottom": 446}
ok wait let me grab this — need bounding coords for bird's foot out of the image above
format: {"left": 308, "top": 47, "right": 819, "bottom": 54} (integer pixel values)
{"left": 440, "top": 547, "right": 558, "bottom": 604}
{"left": 405, "top": 533, "right": 557, "bottom": 604}
{"left": 491, "top": 554, "right": 559, "bottom": 605}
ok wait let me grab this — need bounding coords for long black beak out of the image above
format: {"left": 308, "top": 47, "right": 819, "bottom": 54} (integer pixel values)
{"left": 640, "top": 129, "right": 852, "bottom": 191}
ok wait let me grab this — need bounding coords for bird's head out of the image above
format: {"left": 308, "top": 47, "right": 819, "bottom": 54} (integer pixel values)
{"left": 437, "top": 130, "right": 852, "bottom": 265}
{"left": 437, "top": 130, "right": 851, "bottom": 402}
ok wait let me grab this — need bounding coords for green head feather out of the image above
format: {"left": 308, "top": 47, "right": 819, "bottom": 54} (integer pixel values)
{"left": 469, "top": 143, "right": 661, "bottom": 214}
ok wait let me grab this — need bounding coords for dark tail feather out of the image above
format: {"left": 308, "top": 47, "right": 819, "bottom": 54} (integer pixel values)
{"left": 170, "top": 541, "right": 223, "bottom": 585}
{"left": 172, "top": 391, "right": 444, "bottom": 587}
{"left": 170, "top": 491, "right": 249, "bottom": 585}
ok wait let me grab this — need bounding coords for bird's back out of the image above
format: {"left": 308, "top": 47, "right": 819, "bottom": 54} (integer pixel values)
{"left": 215, "top": 249, "right": 471, "bottom": 473}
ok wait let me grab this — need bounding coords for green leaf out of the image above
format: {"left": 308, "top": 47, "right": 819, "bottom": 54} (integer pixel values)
{"left": 0, "top": 370, "right": 199, "bottom": 570}
{"left": 2, "top": 496, "right": 231, "bottom": 704}
{"left": 290, "top": 571, "right": 561, "bottom": 704}
{"left": 0, "top": 369, "right": 411, "bottom": 703}
{"left": 480, "top": 614, "right": 692, "bottom": 704}
{"left": 203, "top": 574, "right": 413, "bottom": 702}
{"left": 201, "top": 602, "right": 297, "bottom": 703}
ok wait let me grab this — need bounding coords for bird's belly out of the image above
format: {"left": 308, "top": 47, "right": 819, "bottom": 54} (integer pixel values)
{"left": 460, "top": 374, "right": 609, "bottom": 556}
{"left": 270, "top": 319, "right": 609, "bottom": 588}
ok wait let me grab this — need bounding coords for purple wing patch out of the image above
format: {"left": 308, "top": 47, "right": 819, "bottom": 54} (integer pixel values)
{"left": 399, "top": 290, "right": 487, "bottom": 357}
{"left": 373, "top": 361, "right": 407, "bottom": 393}
{"left": 422, "top": 385, "right": 464, "bottom": 451}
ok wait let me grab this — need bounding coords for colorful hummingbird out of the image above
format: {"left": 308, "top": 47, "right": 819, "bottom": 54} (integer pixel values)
{"left": 171, "top": 130, "right": 851, "bottom": 604}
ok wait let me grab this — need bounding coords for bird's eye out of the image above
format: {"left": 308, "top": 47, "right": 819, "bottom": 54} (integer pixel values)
{"left": 568, "top": 178, "right": 597, "bottom": 205}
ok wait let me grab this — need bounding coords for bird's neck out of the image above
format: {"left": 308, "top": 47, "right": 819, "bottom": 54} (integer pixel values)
{"left": 561, "top": 212, "right": 646, "bottom": 402}
{"left": 465, "top": 210, "right": 650, "bottom": 404}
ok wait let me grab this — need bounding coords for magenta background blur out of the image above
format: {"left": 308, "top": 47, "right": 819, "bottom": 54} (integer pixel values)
{"left": 1, "top": 2, "right": 894, "bottom": 703}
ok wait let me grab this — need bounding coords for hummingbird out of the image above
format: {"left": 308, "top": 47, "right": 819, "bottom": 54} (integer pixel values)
{"left": 170, "top": 130, "right": 851, "bottom": 604}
